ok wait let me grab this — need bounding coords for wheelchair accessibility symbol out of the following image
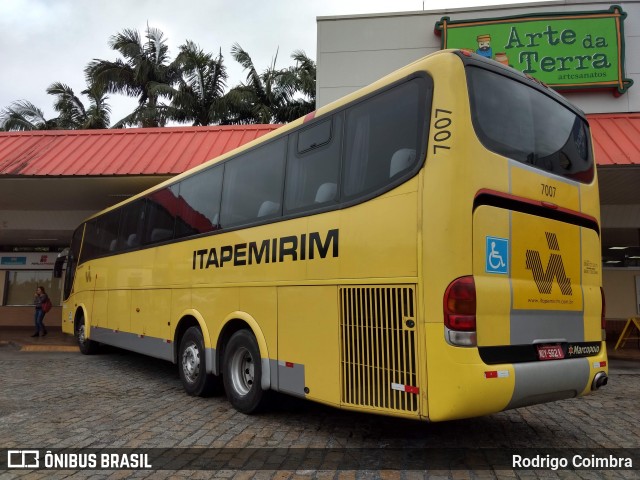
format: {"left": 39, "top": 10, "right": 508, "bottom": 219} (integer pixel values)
{"left": 486, "top": 236, "right": 509, "bottom": 274}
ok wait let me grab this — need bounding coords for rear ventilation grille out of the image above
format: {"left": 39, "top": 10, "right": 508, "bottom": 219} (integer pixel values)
{"left": 340, "top": 286, "right": 418, "bottom": 413}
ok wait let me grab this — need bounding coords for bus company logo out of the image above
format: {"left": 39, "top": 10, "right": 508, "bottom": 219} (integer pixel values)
{"left": 193, "top": 228, "right": 339, "bottom": 270}
{"left": 525, "top": 232, "right": 572, "bottom": 295}
{"left": 567, "top": 344, "right": 600, "bottom": 357}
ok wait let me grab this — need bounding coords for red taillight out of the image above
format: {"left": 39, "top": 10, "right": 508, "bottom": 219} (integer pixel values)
{"left": 444, "top": 276, "right": 477, "bottom": 332}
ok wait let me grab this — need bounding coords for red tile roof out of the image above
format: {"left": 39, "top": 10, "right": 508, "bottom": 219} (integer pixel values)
{"left": 0, "top": 125, "right": 280, "bottom": 176}
{"left": 587, "top": 114, "right": 640, "bottom": 166}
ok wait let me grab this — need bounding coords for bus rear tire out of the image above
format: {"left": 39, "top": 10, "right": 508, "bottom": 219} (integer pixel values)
{"left": 223, "top": 329, "right": 270, "bottom": 414}
{"left": 178, "top": 326, "right": 220, "bottom": 397}
{"left": 76, "top": 315, "right": 98, "bottom": 355}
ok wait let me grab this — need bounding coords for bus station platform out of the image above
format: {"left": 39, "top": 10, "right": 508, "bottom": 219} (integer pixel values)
{"left": 0, "top": 326, "right": 79, "bottom": 352}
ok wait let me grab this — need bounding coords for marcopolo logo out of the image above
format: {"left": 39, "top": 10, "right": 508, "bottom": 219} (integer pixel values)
{"left": 525, "top": 232, "right": 572, "bottom": 296}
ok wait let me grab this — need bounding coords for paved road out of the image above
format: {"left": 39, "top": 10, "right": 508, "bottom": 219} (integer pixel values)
{"left": 0, "top": 345, "right": 639, "bottom": 478}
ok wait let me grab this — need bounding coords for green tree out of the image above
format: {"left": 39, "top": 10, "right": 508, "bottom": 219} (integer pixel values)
{"left": 226, "top": 43, "right": 293, "bottom": 124}
{"left": 278, "top": 50, "right": 316, "bottom": 122}
{"left": 157, "top": 40, "right": 229, "bottom": 126}
{"left": 0, "top": 82, "right": 111, "bottom": 131}
{"left": 0, "top": 100, "right": 58, "bottom": 131}
{"left": 47, "top": 82, "right": 111, "bottom": 129}
{"left": 226, "top": 44, "right": 316, "bottom": 124}
{"left": 86, "top": 25, "right": 179, "bottom": 128}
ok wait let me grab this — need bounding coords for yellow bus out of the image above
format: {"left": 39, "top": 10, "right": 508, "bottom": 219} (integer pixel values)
{"left": 57, "top": 49, "right": 608, "bottom": 421}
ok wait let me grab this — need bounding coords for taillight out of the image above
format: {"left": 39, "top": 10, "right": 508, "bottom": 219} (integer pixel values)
{"left": 444, "top": 276, "right": 477, "bottom": 346}
{"left": 600, "top": 287, "right": 606, "bottom": 340}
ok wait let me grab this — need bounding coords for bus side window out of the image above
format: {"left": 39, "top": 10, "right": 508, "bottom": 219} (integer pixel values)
{"left": 174, "top": 165, "right": 223, "bottom": 239}
{"left": 220, "top": 138, "right": 286, "bottom": 227}
{"left": 82, "top": 219, "right": 100, "bottom": 261}
{"left": 117, "top": 200, "right": 145, "bottom": 250}
{"left": 99, "top": 209, "right": 121, "bottom": 254}
{"left": 342, "top": 78, "right": 428, "bottom": 200}
{"left": 143, "top": 187, "right": 177, "bottom": 245}
{"left": 284, "top": 114, "right": 342, "bottom": 213}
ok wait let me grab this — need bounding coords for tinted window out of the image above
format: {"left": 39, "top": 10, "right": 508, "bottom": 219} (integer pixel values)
{"left": 298, "top": 119, "right": 332, "bottom": 153}
{"left": 285, "top": 115, "right": 342, "bottom": 212}
{"left": 81, "top": 210, "right": 120, "bottom": 260}
{"left": 467, "top": 66, "right": 593, "bottom": 182}
{"left": 99, "top": 210, "right": 121, "bottom": 253}
{"left": 117, "top": 200, "right": 145, "bottom": 250}
{"left": 343, "top": 77, "right": 429, "bottom": 199}
{"left": 221, "top": 138, "right": 286, "bottom": 227}
{"left": 143, "top": 188, "right": 177, "bottom": 245}
{"left": 82, "top": 219, "right": 100, "bottom": 261}
{"left": 174, "top": 166, "right": 223, "bottom": 238}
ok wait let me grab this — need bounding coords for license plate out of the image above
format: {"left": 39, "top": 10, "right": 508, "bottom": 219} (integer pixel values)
{"left": 537, "top": 344, "right": 565, "bottom": 361}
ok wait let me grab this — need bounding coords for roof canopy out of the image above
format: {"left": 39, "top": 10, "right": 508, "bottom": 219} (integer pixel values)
{"left": 0, "top": 116, "right": 637, "bottom": 178}
{"left": 588, "top": 114, "right": 640, "bottom": 166}
{"left": 0, "top": 125, "right": 280, "bottom": 177}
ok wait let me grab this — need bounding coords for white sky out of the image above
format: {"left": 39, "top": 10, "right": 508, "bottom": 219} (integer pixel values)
{"left": 0, "top": 0, "right": 553, "bottom": 126}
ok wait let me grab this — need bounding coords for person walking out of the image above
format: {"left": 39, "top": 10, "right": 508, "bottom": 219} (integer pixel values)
{"left": 32, "top": 286, "right": 49, "bottom": 337}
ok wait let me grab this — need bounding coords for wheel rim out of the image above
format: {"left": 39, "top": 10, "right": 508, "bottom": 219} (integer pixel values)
{"left": 77, "top": 323, "right": 86, "bottom": 345}
{"left": 182, "top": 342, "right": 200, "bottom": 384}
{"left": 229, "top": 346, "right": 254, "bottom": 396}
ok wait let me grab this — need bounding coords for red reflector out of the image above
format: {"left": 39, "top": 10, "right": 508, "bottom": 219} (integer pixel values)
{"left": 286, "top": 362, "right": 294, "bottom": 368}
{"left": 598, "top": 361, "right": 607, "bottom": 368}
{"left": 406, "top": 385, "right": 420, "bottom": 395}
{"left": 447, "top": 315, "right": 476, "bottom": 331}
{"left": 485, "top": 371, "right": 498, "bottom": 378}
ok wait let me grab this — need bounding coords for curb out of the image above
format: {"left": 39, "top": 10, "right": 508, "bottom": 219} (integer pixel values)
{"left": 19, "top": 344, "right": 79, "bottom": 352}
{"left": 1, "top": 340, "right": 79, "bottom": 352}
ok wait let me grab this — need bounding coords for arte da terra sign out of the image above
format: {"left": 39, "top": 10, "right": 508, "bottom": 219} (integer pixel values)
{"left": 435, "top": 5, "right": 632, "bottom": 94}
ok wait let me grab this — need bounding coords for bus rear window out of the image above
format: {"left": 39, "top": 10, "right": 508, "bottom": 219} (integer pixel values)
{"left": 467, "top": 66, "right": 593, "bottom": 183}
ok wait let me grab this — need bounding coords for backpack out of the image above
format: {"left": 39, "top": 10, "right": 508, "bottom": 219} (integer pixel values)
{"left": 42, "top": 297, "right": 52, "bottom": 313}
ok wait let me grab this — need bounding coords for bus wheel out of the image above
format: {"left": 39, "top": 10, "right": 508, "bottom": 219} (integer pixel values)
{"left": 76, "top": 315, "right": 98, "bottom": 355}
{"left": 178, "top": 326, "right": 220, "bottom": 397}
{"left": 223, "top": 329, "right": 269, "bottom": 414}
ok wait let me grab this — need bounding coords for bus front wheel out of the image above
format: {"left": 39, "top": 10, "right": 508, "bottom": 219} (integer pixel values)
{"left": 178, "top": 326, "right": 220, "bottom": 397}
{"left": 223, "top": 329, "right": 269, "bottom": 414}
{"left": 76, "top": 315, "right": 98, "bottom": 355}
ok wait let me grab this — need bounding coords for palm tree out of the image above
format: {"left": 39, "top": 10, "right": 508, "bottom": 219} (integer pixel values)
{"left": 86, "top": 25, "right": 179, "bottom": 128}
{"left": 278, "top": 50, "right": 316, "bottom": 122}
{"left": 0, "top": 100, "right": 58, "bottom": 131}
{"left": 157, "top": 41, "right": 229, "bottom": 126}
{"left": 82, "top": 83, "right": 112, "bottom": 129}
{"left": 226, "top": 43, "right": 293, "bottom": 124}
{"left": 226, "top": 44, "right": 316, "bottom": 124}
{"left": 46, "top": 82, "right": 111, "bottom": 129}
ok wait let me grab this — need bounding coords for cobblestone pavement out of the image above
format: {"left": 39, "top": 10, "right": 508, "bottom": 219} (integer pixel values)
{"left": 0, "top": 345, "right": 638, "bottom": 479}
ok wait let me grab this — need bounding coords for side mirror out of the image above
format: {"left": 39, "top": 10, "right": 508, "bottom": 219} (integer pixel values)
{"left": 54, "top": 248, "right": 69, "bottom": 278}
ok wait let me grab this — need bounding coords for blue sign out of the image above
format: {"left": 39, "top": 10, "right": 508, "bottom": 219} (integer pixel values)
{"left": 486, "top": 237, "right": 509, "bottom": 274}
{"left": 1, "top": 256, "right": 27, "bottom": 266}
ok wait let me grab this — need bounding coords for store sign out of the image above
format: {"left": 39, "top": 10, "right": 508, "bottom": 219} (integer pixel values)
{"left": 0, "top": 253, "right": 54, "bottom": 270}
{"left": 435, "top": 5, "right": 632, "bottom": 94}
